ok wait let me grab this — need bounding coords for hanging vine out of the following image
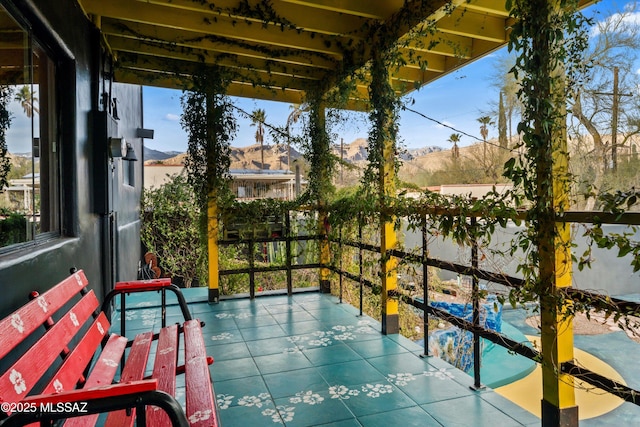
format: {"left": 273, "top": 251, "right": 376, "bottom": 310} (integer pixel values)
{"left": 181, "top": 66, "right": 237, "bottom": 210}
{"left": 0, "top": 86, "right": 12, "bottom": 191}
{"left": 504, "top": 0, "right": 591, "bottom": 306}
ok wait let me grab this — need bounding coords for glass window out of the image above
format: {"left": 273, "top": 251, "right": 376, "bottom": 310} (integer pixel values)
{"left": 0, "top": 4, "right": 60, "bottom": 250}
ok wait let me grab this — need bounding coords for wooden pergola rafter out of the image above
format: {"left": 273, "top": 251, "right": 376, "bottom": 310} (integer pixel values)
{"left": 76, "top": 0, "right": 519, "bottom": 109}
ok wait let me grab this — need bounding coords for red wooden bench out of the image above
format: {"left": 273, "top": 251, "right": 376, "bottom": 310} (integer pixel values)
{"left": 0, "top": 270, "right": 218, "bottom": 427}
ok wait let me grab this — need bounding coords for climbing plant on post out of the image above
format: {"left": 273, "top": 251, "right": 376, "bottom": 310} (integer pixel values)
{"left": 506, "top": 0, "right": 589, "bottom": 425}
{"left": 367, "top": 45, "right": 402, "bottom": 335}
{"left": 181, "top": 67, "right": 236, "bottom": 302}
{"left": 303, "top": 92, "right": 334, "bottom": 292}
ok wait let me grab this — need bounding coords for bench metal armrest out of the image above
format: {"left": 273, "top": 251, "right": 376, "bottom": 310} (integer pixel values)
{"left": 0, "top": 380, "right": 189, "bottom": 427}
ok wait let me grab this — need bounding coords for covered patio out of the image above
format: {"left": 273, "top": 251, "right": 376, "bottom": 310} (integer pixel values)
{"left": 114, "top": 289, "right": 539, "bottom": 427}
{"left": 62, "top": 0, "right": 640, "bottom": 426}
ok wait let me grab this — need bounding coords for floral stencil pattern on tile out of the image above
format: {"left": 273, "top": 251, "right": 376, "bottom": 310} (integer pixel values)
{"left": 386, "top": 372, "right": 417, "bottom": 386}
{"left": 215, "top": 312, "right": 253, "bottom": 320}
{"left": 284, "top": 321, "right": 377, "bottom": 350}
{"left": 217, "top": 365, "right": 458, "bottom": 424}
{"left": 238, "top": 392, "right": 271, "bottom": 408}
{"left": 423, "top": 367, "right": 456, "bottom": 380}
{"left": 211, "top": 332, "right": 234, "bottom": 341}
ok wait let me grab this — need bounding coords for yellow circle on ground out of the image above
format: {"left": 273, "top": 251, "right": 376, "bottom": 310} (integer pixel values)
{"left": 494, "top": 336, "right": 625, "bottom": 420}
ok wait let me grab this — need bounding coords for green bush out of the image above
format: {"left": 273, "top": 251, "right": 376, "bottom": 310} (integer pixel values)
{"left": 0, "top": 210, "right": 27, "bottom": 247}
{"left": 141, "top": 174, "right": 206, "bottom": 287}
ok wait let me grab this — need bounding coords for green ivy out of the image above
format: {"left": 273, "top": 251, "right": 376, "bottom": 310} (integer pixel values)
{"left": 0, "top": 86, "right": 13, "bottom": 191}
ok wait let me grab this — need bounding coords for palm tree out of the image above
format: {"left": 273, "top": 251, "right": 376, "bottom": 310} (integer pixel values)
{"left": 477, "top": 115, "right": 493, "bottom": 142}
{"left": 14, "top": 85, "right": 38, "bottom": 118}
{"left": 477, "top": 115, "right": 494, "bottom": 163}
{"left": 286, "top": 103, "right": 306, "bottom": 170}
{"left": 250, "top": 108, "right": 266, "bottom": 170}
{"left": 448, "top": 133, "right": 461, "bottom": 160}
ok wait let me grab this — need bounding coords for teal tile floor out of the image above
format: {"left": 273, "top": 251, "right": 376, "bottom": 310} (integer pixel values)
{"left": 111, "top": 289, "right": 539, "bottom": 426}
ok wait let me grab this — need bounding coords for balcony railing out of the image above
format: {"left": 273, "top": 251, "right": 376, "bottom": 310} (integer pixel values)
{"left": 218, "top": 206, "right": 640, "bottom": 408}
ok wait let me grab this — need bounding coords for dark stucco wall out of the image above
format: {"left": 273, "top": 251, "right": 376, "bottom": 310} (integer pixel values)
{"left": 0, "top": 0, "right": 143, "bottom": 317}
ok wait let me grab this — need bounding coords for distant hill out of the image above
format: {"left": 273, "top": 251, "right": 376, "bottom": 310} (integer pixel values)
{"left": 144, "top": 146, "right": 183, "bottom": 162}
{"left": 143, "top": 139, "right": 449, "bottom": 182}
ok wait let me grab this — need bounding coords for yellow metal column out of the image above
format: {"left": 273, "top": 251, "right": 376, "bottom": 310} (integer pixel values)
{"left": 316, "top": 102, "right": 331, "bottom": 293}
{"left": 371, "top": 48, "right": 398, "bottom": 335}
{"left": 319, "top": 210, "right": 331, "bottom": 293}
{"left": 208, "top": 195, "right": 220, "bottom": 303}
{"left": 205, "top": 89, "right": 220, "bottom": 303}
{"left": 534, "top": 1, "right": 576, "bottom": 424}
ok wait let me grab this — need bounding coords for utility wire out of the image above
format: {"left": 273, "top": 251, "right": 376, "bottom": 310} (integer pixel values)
{"left": 402, "top": 105, "right": 517, "bottom": 153}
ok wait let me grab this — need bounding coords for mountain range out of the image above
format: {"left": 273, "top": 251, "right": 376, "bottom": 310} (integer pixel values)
{"left": 144, "top": 138, "right": 443, "bottom": 170}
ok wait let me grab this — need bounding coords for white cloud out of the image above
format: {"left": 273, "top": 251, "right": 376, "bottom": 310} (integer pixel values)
{"left": 164, "top": 113, "right": 180, "bottom": 121}
{"left": 435, "top": 120, "right": 454, "bottom": 129}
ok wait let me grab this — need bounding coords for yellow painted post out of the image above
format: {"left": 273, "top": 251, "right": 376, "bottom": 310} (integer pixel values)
{"left": 534, "top": 1, "right": 576, "bottom": 424}
{"left": 205, "top": 88, "right": 220, "bottom": 304}
{"left": 315, "top": 102, "right": 331, "bottom": 293}
{"left": 319, "top": 210, "right": 331, "bottom": 293}
{"left": 371, "top": 48, "right": 398, "bottom": 335}
{"left": 208, "top": 195, "right": 220, "bottom": 303}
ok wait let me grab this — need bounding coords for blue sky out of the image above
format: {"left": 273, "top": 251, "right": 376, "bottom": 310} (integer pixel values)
{"left": 142, "top": 53, "right": 499, "bottom": 153}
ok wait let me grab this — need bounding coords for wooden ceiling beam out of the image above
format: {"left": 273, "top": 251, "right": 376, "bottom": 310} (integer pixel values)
{"left": 117, "top": 51, "right": 318, "bottom": 91}
{"left": 278, "top": 0, "right": 404, "bottom": 19}
{"left": 436, "top": 9, "right": 507, "bottom": 43}
{"left": 81, "top": 0, "right": 347, "bottom": 57}
{"left": 109, "top": 36, "right": 328, "bottom": 81}
{"left": 100, "top": 19, "right": 338, "bottom": 70}
{"left": 140, "top": 0, "right": 371, "bottom": 37}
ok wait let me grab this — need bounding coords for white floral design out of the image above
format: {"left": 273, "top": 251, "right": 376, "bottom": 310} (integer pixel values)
{"left": 11, "top": 314, "right": 24, "bottom": 333}
{"left": 289, "top": 391, "right": 324, "bottom": 405}
{"left": 9, "top": 369, "right": 26, "bottom": 395}
{"left": 238, "top": 393, "right": 270, "bottom": 408}
{"left": 135, "top": 338, "right": 151, "bottom": 346}
{"left": 37, "top": 296, "right": 48, "bottom": 313}
{"left": 158, "top": 347, "right": 175, "bottom": 355}
{"left": 188, "top": 409, "right": 212, "bottom": 423}
{"left": 277, "top": 405, "right": 295, "bottom": 423}
{"left": 328, "top": 385, "right": 360, "bottom": 400}
{"left": 96, "top": 322, "right": 105, "bottom": 335}
{"left": 333, "top": 332, "right": 355, "bottom": 341}
{"left": 69, "top": 312, "right": 79, "bottom": 327}
{"left": 53, "top": 379, "right": 64, "bottom": 393}
{"left": 211, "top": 332, "right": 233, "bottom": 341}
{"left": 308, "top": 337, "right": 332, "bottom": 347}
{"left": 361, "top": 383, "right": 393, "bottom": 398}
{"left": 101, "top": 358, "right": 118, "bottom": 368}
{"left": 387, "top": 372, "right": 416, "bottom": 386}
{"left": 355, "top": 326, "right": 377, "bottom": 334}
{"left": 282, "top": 347, "right": 302, "bottom": 354}
{"left": 216, "top": 394, "right": 234, "bottom": 410}
{"left": 261, "top": 408, "right": 283, "bottom": 424}
{"left": 423, "top": 368, "right": 455, "bottom": 380}
{"left": 215, "top": 313, "right": 233, "bottom": 319}
{"left": 74, "top": 273, "right": 83, "bottom": 286}
{"left": 135, "top": 301, "right": 153, "bottom": 307}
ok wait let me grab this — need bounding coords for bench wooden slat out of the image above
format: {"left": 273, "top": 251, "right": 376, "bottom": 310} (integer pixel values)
{"left": 0, "top": 271, "right": 88, "bottom": 361}
{"left": 41, "top": 312, "right": 110, "bottom": 395}
{"left": 0, "top": 290, "right": 98, "bottom": 404}
{"left": 147, "top": 324, "right": 179, "bottom": 425}
{"left": 103, "top": 332, "right": 154, "bottom": 427}
{"left": 184, "top": 320, "right": 217, "bottom": 427}
{"left": 1, "top": 270, "right": 214, "bottom": 427}
{"left": 63, "top": 333, "right": 128, "bottom": 427}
